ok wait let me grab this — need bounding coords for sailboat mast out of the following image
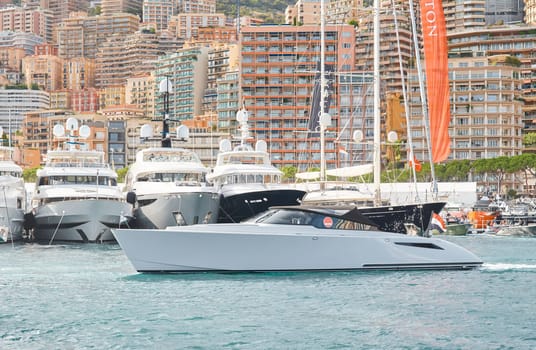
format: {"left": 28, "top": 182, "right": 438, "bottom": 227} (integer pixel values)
{"left": 373, "top": 0, "right": 381, "bottom": 206}
{"left": 319, "top": 0, "right": 326, "bottom": 182}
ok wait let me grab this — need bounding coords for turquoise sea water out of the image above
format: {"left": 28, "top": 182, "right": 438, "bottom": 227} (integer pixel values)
{"left": 1, "top": 235, "right": 535, "bottom": 350}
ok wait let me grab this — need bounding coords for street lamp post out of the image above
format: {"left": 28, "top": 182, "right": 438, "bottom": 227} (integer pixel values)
{"left": 159, "top": 77, "right": 173, "bottom": 148}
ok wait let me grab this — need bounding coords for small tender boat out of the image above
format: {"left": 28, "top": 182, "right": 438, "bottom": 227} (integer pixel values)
{"left": 113, "top": 206, "right": 483, "bottom": 273}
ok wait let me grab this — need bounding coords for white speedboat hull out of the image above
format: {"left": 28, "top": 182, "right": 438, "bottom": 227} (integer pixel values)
{"left": 133, "top": 192, "right": 220, "bottom": 228}
{"left": 113, "top": 224, "right": 482, "bottom": 272}
{"left": 33, "top": 199, "right": 132, "bottom": 243}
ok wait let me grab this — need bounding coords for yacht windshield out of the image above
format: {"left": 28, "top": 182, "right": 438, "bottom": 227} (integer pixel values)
{"left": 136, "top": 172, "right": 205, "bottom": 184}
{"left": 38, "top": 176, "right": 117, "bottom": 186}
{"left": 0, "top": 171, "right": 22, "bottom": 177}
{"left": 251, "top": 208, "right": 377, "bottom": 231}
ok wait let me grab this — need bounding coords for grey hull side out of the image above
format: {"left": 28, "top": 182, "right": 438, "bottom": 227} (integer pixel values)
{"left": 33, "top": 200, "right": 133, "bottom": 243}
{"left": 0, "top": 206, "right": 25, "bottom": 243}
{"left": 133, "top": 192, "right": 220, "bottom": 229}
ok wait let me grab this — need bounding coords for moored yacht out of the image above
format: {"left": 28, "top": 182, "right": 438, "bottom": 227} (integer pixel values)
{"left": 28, "top": 119, "right": 132, "bottom": 243}
{"left": 0, "top": 146, "right": 26, "bottom": 243}
{"left": 113, "top": 206, "right": 483, "bottom": 273}
{"left": 124, "top": 147, "right": 220, "bottom": 228}
{"left": 208, "top": 109, "right": 306, "bottom": 223}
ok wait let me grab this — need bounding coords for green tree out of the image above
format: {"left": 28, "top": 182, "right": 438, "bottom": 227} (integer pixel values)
{"left": 116, "top": 166, "right": 129, "bottom": 183}
{"left": 23, "top": 167, "right": 40, "bottom": 183}
{"left": 280, "top": 165, "right": 298, "bottom": 182}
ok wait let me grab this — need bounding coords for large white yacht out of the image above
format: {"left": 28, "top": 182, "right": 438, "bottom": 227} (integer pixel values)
{"left": 113, "top": 206, "right": 483, "bottom": 273}
{"left": 0, "top": 146, "right": 26, "bottom": 243}
{"left": 29, "top": 120, "right": 132, "bottom": 243}
{"left": 124, "top": 147, "right": 220, "bottom": 228}
{"left": 207, "top": 109, "right": 306, "bottom": 223}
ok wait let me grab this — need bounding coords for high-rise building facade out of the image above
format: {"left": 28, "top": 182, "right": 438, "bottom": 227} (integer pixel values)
{"left": 240, "top": 24, "right": 355, "bottom": 170}
{"left": 485, "top": 0, "right": 524, "bottom": 25}
{"left": 0, "top": 89, "right": 50, "bottom": 132}
{"left": 55, "top": 12, "right": 139, "bottom": 59}
{"left": 142, "top": 0, "right": 177, "bottom": 31}
{"left": 0, "top": 6, "right": 54, "bottom": 43}
{"left": 95, "top": 30, "right": 163, "bottom": 89}
{"left": 154, "top": 46, "right": 208, "bottom": 122}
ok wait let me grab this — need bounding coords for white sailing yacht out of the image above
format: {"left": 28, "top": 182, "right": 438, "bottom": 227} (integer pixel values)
{"left": 299, "top": 0, "right": 446, "bottom": 235}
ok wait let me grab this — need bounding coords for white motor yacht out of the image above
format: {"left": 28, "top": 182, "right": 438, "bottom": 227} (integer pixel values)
{"left": 0, "top": 146, "right": 26, "bottom": 243}
{"left": 29, "top": 149, "right": 133, "bottom": 243}
{"left": 29, "top": 119, "right": 133, "bottom": 243}
{"left": 207, "top": 108, "right": 305, "bottom": 223}
{"left": 124, "top": 147, "right": 220, "bottom": 228}
{"left": 113, "top": 206, "right": 483, "bottom": 273}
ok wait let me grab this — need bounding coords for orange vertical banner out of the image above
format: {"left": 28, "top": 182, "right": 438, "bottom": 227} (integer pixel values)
{"left": 420, "top": 0, "right": 451, "bottom": 163}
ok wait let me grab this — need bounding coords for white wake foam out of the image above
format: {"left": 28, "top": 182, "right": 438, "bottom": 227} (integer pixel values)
{"left": 482, "top": 262, "right": 536, "bottom": 271}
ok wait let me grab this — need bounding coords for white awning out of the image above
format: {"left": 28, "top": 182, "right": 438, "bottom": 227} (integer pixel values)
{"left": 326, "top": 164, "right": 373, "bottom": 178}
{"left": 296, "top": 164, "right": 373, "bottom": 180}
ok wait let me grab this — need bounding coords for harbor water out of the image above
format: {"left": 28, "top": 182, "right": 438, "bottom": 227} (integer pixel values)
{"left": 1, "top": 235, "right": 535, "bottom": 349}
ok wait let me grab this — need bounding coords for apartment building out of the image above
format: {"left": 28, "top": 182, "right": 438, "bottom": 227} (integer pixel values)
{"left": 203, "top": 43, "right": 240, "bottom": 116}
{"left": 22, "top": 54, "right": 63, "bottom": 91}
{"left": 55, "top": 12, "right": 139, "bottom": 59}
{"left": 178, "top": 0, "right": 216, "bottom": 14}
{"left": 448, "top": 26, "right": 536, "bottom": 135}
{"left": 0, "top": 6, "right": 54, "bottom": 43}
{"left": 240, "top": 24, "right": 355, "bottom": 170}
{"left": 50, "top": 90, "right": 71, "bottom": 110}
{"left": 167, "top": 13, "right": 226, "bottom": 40}
{"left": 527, "top": 0, "right": 536, "bottom": 24}
{"left": 285, "top": 0, "right": 321, "bottom": 25}
{"left": 101, "top": 0, "right": 143, "bottom": 17}
{"left": 0, "top": 89, "right": 50, "bottom": 132}
{"left": 443, "top": 1, "right": 486, "bottom": 33}
{"left": 62, "top": 57, "right": 95, "bottom": 90}
{"left": 215, "top": 69, "right": 240, "bottom": 134}
{"left": 154, "top": 46, "right": 209, "bottom": 122}
{"left": 95, "top": 30, "right": 163, "bottom": 89}
{"left": 126, "top": 73, "right": 156, "bottom": 119}
{"left": 142, "top": 0, "right": 177, "bottom": 31}
{"left": 0, "top": 31, "right": 44, "bottom": 55}
{"left": 71, "top": 88, "right": 99, "bottom": 112}
{"left": 354, "top": 6, "right": 412, "bottom": 96}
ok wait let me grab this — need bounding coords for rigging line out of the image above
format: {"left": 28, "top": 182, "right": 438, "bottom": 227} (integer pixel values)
{"left": 408, "top": 0, "right": 438, "bottom": 199}
{"left": 391, "top": 0, "right": 420, "bottom": 202}
{"left": 48, "top": 210, "right": 65, "bottom": 245}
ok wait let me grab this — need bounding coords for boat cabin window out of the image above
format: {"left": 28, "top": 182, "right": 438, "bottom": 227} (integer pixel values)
{"left": 252, "top": 209, "right": 376, "bottom": 231}
{"left": 38, "top": 175, "right": 117, "bottom": 186}
{"left": 222, "top": 174, "right": 281, "bottom": 185}
{"left": 0, "top": 170, "right": 22, "bottom": 177}
{"left": 136, "top": 172, "right": 205, "bottom": 184}
{"left": 143, "top": 151, "right": 197, "bottom": 163}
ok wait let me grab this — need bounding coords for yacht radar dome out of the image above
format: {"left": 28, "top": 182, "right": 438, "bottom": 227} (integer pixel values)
{"left": 65, "top": 117, "right": 79, "bottom": 132}
{"left": 79, "top": 125, "right": 91, "bottom": 139}
{"left": 140, "top": 124, "right": 153, "bottom": 139}
{"left": 387, "top": 131, "right": 398, "bottom": 143}
{"left": 219, "top": 139, "right": 232, "bottom": 152}
{"left": 255, "top": 140, "right": 267, "bottom": 153}
{"left": 176, "top": 125, "right": 189, "bottom": 141}
{"left": 236, "top": 109, "right": 248, "bottom": 123}
{"left": 53, "top": 124, "right": 65, "bottom": 137}
{"left": 353, "top": 130, "right": 364, "bottom": 143}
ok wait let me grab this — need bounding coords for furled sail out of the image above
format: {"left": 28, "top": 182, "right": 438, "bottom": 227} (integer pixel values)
{"left": 307, "top": 62, "right": 334, "bottom": 133}
{"left": 420, "top": 0, "right": 451, "bottom": 163}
